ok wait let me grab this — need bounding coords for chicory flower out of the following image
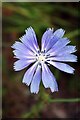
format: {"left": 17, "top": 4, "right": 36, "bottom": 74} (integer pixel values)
{"left": 11, "top": 27, "right": 77, "bottom": 94}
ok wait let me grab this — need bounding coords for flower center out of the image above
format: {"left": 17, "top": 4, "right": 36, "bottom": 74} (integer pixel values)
{"left": 37, "top": 53, "right": 46, "bottom": 62}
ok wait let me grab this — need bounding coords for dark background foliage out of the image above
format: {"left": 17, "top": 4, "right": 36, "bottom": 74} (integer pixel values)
{"left": 2, "top": 2, "right": 80, "bottom": 118}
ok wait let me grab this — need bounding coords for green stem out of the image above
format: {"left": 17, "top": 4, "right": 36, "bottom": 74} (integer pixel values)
{"left": 21, "top": 97, "right": 80, "bottom": 118}
{"left": 48, "top": 98, "right": 80, "bottom": 103}
{"left": 21, "top": 101, "right": 44, "bottom": 118}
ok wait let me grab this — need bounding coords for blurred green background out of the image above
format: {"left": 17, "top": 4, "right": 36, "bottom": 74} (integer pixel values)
{"left": 2, "top": 2, "right": 80, "bottom": 118}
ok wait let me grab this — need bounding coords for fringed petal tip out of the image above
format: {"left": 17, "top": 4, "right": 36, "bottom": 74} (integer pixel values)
{"left": 13, "top": 65, "right": 18, "bottom": 71}
{"left": 30, "top": 90, "right": 39, "bottom": 94}
{"left": 13, "top": 64, "right": 22, "bottom": 71}
{"left": 71, "top": 68, "right": 75, "bottom": 74}
{"left": 74, "top": 46, "right": 77, "bottom": 52}
{"left": 25, "top": 26, "right": 33, "bottom": 32}
{"left": 51, "top": 88, "right": 58, "bottom": 93}
{"left": 54, "top": 28, "right": 65, "bottom": 38}
{"left": 74, "top": 55, "right": 78, "bottom": 62}
{"left": 11, "top": 45, "right": 14, "bottom": 49}
{"left": 22, "top": 81, "right": 30, "bottom": 86}
{"left": 50, "top": 83, "right": 59, "bottom": 93}
{"left": 11, "top": 41, "right": 18, "bottom": 49}
{"left": 47, "top": 27, "right": 54, "bottom": 32}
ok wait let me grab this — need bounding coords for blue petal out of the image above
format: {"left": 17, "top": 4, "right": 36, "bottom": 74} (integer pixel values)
{"left": 11, "top": 41, "right": 28, "bottom": 52}
{"left": 11, "top": 41, "right": 34, "bottom": 55}
{"left": 46, "top": 37, "right": 70, "bottom": 56}
{"left": 14, "top": 59, "right": 35, "bottom": 71}
{"left": 30, "top": 65, "right": 41, "bottom": 94}
{"left": 20, "top": 27, "right": 39, "bottom": 54}
{"left": 41, "top": 63, "right": 58, "bottom": 92}
{"left": 52, "top": 28, "right": 65, "bottom": 38}
{"left": 25, "top": 27, "right": 39, "bottom": 49}
{"left": 22, "top": 62, "right": 38, "bottom": 86}
{"left": 47, "top": 61, "right": 75, "bottom": 74}
{"left": 45, "top": 28, "right": 65, "bottom": 52}
{"left": 41, "top": 28, "right": 53, "bottom": 51}
{"left": 13, "top": 50, "right": 36, "bottom": 59}
{"left": 56, "top": 46, "right": 77, "bottom": 56}
{"left": 47, "top": 54, "right": 77, "bottom": 62}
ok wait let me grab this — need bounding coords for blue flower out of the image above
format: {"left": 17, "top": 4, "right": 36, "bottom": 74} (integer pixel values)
{"left": 11, "top": 27, "right": 77, "bottom": 94}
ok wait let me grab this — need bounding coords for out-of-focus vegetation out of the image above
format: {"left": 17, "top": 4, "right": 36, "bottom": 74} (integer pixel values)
{"left": 2, "top": 2, "right": 80, "bottom": 118}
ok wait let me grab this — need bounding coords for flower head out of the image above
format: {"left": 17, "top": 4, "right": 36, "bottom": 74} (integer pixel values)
{"left": 11, "top": 27, "right": 77, "bottom": 94}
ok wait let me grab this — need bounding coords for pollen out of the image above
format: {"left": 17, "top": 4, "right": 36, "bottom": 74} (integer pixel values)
{"left": 38, "top": 54, "right": 46, "bottom": 62}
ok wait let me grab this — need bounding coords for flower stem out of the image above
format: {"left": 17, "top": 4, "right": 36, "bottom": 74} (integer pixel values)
{"left": 48, "top": 98, "right": 80, "bottom": 103}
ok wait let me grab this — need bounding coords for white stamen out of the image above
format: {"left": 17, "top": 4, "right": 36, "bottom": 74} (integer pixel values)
{"left": 36, "top": 53, "right": 46, "bottom": 63}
